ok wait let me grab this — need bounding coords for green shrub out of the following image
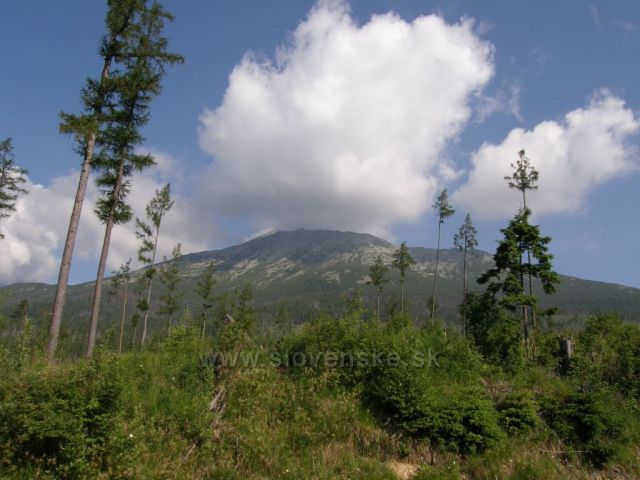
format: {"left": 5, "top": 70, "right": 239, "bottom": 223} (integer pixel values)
{"left": 0, "top": 357, "right": 122, "bottom": 478}
{"left": 496, "top": 392, "right": 539, "bottom": 436}
{"left": 571, "top": 314, "right": 640, "bottom": 400}
{"left": 365, "top": 359, "right": 502, "bottom": 454}
{"left": 463, "top": 293, "right": 524, "bottom": 371}
{"left": 117, "top": 327, "right": 214, "bottom": 447}
{"left": 531, "top": 329, "right": 562, "bottom": 369}
{"left": 540, "top": 390, "right": 627, "bottom": 467}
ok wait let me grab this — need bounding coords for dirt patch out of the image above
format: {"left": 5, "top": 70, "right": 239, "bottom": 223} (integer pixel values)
{"left": 387, "top": 460, "right": 419, "bottom": 480}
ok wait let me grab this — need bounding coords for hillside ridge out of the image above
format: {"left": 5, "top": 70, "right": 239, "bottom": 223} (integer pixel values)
{"left": 1, "top": 229, "right": 639, "bottom": 324}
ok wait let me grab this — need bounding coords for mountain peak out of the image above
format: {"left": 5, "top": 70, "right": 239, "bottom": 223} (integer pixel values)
{"left": 3, "top": 228, "right": 639, "bottom": 325}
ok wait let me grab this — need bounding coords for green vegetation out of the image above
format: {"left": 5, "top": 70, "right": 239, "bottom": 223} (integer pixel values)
{"left": 4, "top": 230, "right": 638, "bottom": 336}
{"left": 368, "top": 255, "right": 389, "bottom": 322}
{"left": 135, "top": 183, "right": 175, "bottom": 347}
{"left": 158, "top": 243, "right": 184, "bottom": 328}
{"left": 1, "top": 2, "right": 638, "bottom": 478}
{"left": 0, "top": 137, "right": 28, "bottom": 240}
{"left": 392, "top": 241, "right": 415, "bottom": 313}
{"left": 85, "top": 2, "right": 183, "bottom": 358}
{"left": 49, "top": 0, "right": 182, "bottom": 360}
{"left": 1, "top": 295, "right": 639, "bottom": 478}
{"left": 453, "top": 213, "right": 478, "bottom": 337}
{"left": 430, "top": 188, "right": 455, "bottom": 321}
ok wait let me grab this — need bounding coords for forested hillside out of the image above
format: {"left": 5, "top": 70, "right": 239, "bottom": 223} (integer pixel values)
{"left": 2, "top": 230, "right": 638, "bottom": 345}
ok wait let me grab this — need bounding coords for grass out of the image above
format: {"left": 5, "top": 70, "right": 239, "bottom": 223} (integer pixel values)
{"left": 1, "top": 312, "right": 640, "bottom": 479}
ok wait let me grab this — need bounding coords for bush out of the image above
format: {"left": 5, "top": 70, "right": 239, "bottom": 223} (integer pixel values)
{"left": 540, "top": 390, "right": 627, "bottom": 467}
{"left": 496, "top": 392, "right": 539, "bottom": 436}
{"left": 0, "top": 357, "right": 122, "bottom": 478}
{"left": 463, "top": 293, "right": 524, "bottom": 371}
{"left": 571, "top": 314, "right": 640, "bottom": 400}
{"left": 117, "top": 326, "right": 214, "bottom": 447}
{"left": 284, "top": 314, "right": 499, "bottom": 455}
{"left": 364, "top": 347, "right": 501, "bottom": 454}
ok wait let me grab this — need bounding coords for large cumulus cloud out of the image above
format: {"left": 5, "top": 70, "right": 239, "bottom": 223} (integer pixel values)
{"left": 198, "top": 0, "right": 494, "bottom": 235}
{"left": 453, "top": 90, "right": 639, "bottom": 218}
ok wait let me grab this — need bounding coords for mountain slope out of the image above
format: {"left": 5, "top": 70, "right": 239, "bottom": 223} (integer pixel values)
{"left": 1, "top": 229, "right": 639, "bottom": 328}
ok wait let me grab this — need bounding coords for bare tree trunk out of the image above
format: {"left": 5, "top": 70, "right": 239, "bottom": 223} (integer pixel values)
{"left": 118, "top": 282, "right": 128, "bottom": 354}
{"left": 527, "top": 249, "right": 536, "bottom": 329}
{"left": 201, "top": 314, "right": 206, "bottom": 339}
{"left": 400, "top": 278, "right": 404, "bottom": 313}
{"left": 141, "top": 226, "right": 160, "bottom": 347}
{"left": 431, "top": 220, "right": 442, "bottom": 323}
{"left": 86, "top": 160, "right": 125, "bottom": 358}
{"left": 85, "top": 216, "right": 115, "bottom": 358}
{"left": 47, "top": 58, "right": 112, "bottom": 362}
{"left": 132, "top": 324, "right": 138, "bottom": 349}
{"left": 22, "top": 302, "right": 29, "bottom": 332}
{"left": 462, "top": 243, "right": 467, "bottom": 337}
{"left": 376, "top": 287, "right": 380, "bottom": 323}
{"left": 522, "top": 192, "right": 536, "bottom": 334}
{"left": 520, "top": 256, "right": 529, "bottom": 351}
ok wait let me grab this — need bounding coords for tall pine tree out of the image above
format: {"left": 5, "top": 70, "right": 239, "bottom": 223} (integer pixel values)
{"left": 85, "top": 3, "right": 183, "bottom": 358}
{"left": 195, "top": 262, "right": 216, "bottom": 338}
{"left": 158, "top": 243, "right": 182, "bottom": 329}
{"left": 392, "top": 241, "right": 415, "bottom": 313}
{"left": 504, "top": 149, "right": 539, "bottom": 327}
{"left": 367, "top": 255, "right": 389, "bottom": 323}
{"left": 109, "top": 259, "right": 132, "bottom": 354}
{"left": 478, "top": 208, "right": 559, "bottom": 346}
{"left": 453, "top": 213, "right": 478, "bottom": 336}
{"left": 48, "top": 0, "right": 173, "bottom": 360}
{"left": 430, "top": 189, "right": 455, "bottom": 322}
{"left": 135, "top": 183, "right": 174, "bottom": 347}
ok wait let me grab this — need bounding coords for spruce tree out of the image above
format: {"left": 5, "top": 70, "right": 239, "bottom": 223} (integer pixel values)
{"left": 49, "top": 0, "right": 176, "bottom": 360}
{"left": 195, "top": 261, "right": 216, "bottom": 338}
{"left": 0, "top": 138, "right": 28, "bottom": 239}
{"left": 367, "top": 255, "right": 389, "bottom": 322}
{"left": 478, "top": 208, "right": 559, "bottom": 346}
{"left": 430, "top": 189, "right": 455, "bottom": 322}
{"left": 453, "top": 213, "right": 478, "bottom": 336}
{"left": 135, "top": 183, "right": 174, "bottom": 347}
{"left": 392, "top": 241, "right": 415, "bottom": 313}
{"left": 235, "top": 284, "right": 256, "bottom": 334}
{"left": 505, "top": 150, "right": 538, "bottom": 209}
{"left": 504, "top": 149, "right": 539, "bottom": 326}
{"left": 108, "top": 259, "right": 132, "bottom": 354}
{"left": 158, "top": 243, "right": 182, "bottom": 329}
{"left": 11, "top": 299, "right": 29, "bottom": 332}
{"left": 85, "top": 4, "right": 183, "bottom": 358}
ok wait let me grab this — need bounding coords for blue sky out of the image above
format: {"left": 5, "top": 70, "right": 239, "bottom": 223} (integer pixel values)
{"left": 0, "top": 0, "right": 638, "bottom": 288}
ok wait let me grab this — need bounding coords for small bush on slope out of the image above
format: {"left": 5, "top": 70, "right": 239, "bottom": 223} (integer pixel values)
{"left": 496, "top": 392, "right": 539, "bottom": 436}
{"left": 0, "top": 356, "right": 125, "bottom": 478}
{"left": 571, "top": 314, "right": 640, "bottom": 400}
{"left": 540, "top": 389, "right": 632, "bottom": 468}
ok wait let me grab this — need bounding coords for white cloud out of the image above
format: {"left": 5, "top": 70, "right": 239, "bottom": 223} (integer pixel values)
{"left": 453, "top": 90, "right": 639, "bottom": 219}
{"left": 0, "top": 151, "right": 216, "bottom": 285}
{"left": 198, "top": 0, "right": 494, "bottom": 235}
{"left": 0, "top": 174, "right": 96, "bottom": 284}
